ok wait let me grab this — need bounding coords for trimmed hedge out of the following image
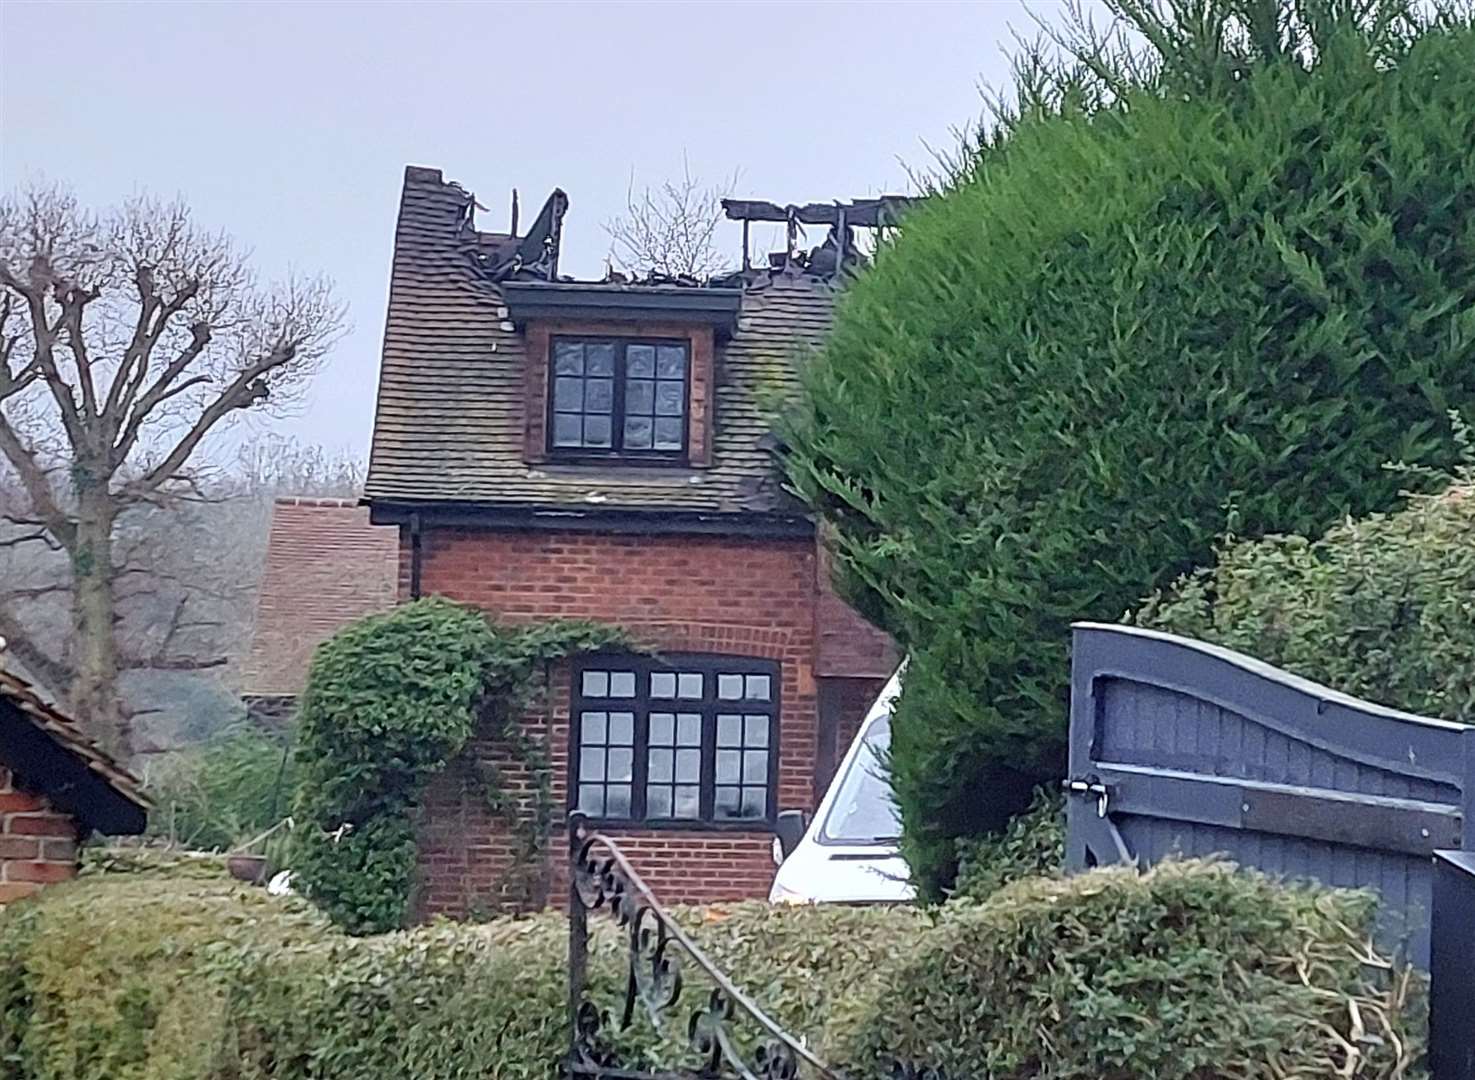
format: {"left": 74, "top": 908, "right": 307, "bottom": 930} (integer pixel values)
{"left": 835, "top": 860, "right": 1424, "bottom": 1080}
{"left": 1135, "top": 475, "right": 1475, "bottom": 724}
{"left": 0, "top": 861, "right": 1423, "bottom": 1079}
{"left": 0, "top": 872, "right": 924, "bottom": 1080}
{"left": 783, "top": 5, "right": 1475, "bottom": 896}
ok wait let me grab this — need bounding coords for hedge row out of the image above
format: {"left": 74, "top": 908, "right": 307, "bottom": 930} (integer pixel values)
{"left": 0, "top": 859, "right": 1422, "bottom": 1079}
{"left": 0, "top": 872, "right": 923, "bottom": 1080}
{"left": 1135, "top": 477, "right": 1475, "bottom": 725}
{"left": 838, "top": 861, "right": 1423, "bottom": 1080}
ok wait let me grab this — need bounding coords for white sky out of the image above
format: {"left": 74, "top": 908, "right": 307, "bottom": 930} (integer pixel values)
{"left": 1, "top": 0, "right": 1094, "bottom": 462}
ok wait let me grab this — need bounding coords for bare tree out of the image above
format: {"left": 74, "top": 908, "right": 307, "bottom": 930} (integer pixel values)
{"left": 2, "top": 435, "right": 363, "bottom": 753}
{"left": 0, "top": 184, "right": 344, "bottom": 757}
{"left": 605, "top": 162, "right": 738, "bottom": 281}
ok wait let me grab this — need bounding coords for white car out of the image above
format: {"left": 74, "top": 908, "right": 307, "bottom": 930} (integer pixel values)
{"left": 768, "top": 667, "right": 915, "bottom": 904}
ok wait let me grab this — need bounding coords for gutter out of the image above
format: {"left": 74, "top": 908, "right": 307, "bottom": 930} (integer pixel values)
{"left": 366, "top": 499, "right": 815, "bottom": 540}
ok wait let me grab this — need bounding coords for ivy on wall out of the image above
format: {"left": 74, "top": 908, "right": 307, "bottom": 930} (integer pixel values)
{"left": 289, "top": 597, "right": 631, "bottom": 933}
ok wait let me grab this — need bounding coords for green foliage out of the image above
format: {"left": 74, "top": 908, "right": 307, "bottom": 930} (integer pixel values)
{"left": 836, "top": 860, "right": 1424, "bottom": 1080}
{"left": 78, "top": 846, "right": 233, "bottom": 881}
{"left": 951, "top": 787, "right": 1064, "bottom": 902}
{"left": 0, "top": 871, "right": 925, "bottom": 1080}
{"left": 0, "top": 876, "right": 330, "bottom": 1080}
{"left": 143, "top": 726, "right": 294, "bottom": 852}
{"left": 783, "top": 5, "right": 1475, "bottom": 896}
{"left": 1135, "top": 457, "right": 1475, "bottom": 723}
{"left": 1, "top": 861, "right": 1424, "bottom": 1080}
{"left": 290, "top": 597, "right": 629, "bottom": 933}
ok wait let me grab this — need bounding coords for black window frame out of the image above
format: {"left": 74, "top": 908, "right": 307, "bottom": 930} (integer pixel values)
{"left": 546, "top": 335, "right": 691, "bottom": 465}
{"left": 568, "top": 653, "right": 781, "bottom": 830}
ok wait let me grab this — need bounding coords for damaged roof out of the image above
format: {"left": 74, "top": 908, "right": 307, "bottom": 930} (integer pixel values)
{"left": 364, "top": 166, "right": 836, "bottom": 519}
{"left": 0, "top": 663, "right": 149, "bottom": 835}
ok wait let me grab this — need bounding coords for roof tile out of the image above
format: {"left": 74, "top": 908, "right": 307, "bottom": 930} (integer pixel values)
{"left": 241, "top": 500, "right": 400, "bottom": 696}
{"left": 0, "top": 666, "right": 149, "bottom": 815}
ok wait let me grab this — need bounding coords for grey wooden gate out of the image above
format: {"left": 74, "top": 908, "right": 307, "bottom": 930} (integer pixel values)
{"left": 1065, "top": 622, "right": 1475, "bottom": 967}
{"left": 1430, "top": 851, "right": 1475, "bottom": 1079}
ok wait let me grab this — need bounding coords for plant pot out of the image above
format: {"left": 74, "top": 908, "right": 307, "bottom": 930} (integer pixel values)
{"left": 227, "top": 854, "right": 269, "bottom": 885}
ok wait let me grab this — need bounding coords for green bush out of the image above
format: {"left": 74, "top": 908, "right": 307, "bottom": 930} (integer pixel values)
{"left": 290, "top": 598, "right": 628, "bottom": 933}
{"left": 951, "top": 786, "right": 1064, "bottom": 902}
{"left": 1135, "top": 468, "right": 1475, "bottom": 724}
{"left": 835, "top": 860, "right": 1424, "bottom": 1080}
{"left": 144, "top": 726, "right": 294, "bottom": 852}
{"left": 0, "top": 876, "right": 330, "bottom": 1080}
{"left": 78, "top": 846, "right": 233, "bottom": 880}
{"left": 783, "top": 5, "right": 1475, "bottom": 896}
{"left": 2, "top": 861, "right": 1424, "bottom": 1080}
{"left": 0, "top": 871, "right": 925, "bottom": 1080}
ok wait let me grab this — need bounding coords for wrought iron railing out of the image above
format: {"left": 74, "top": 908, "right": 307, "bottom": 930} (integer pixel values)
{"left": 566, "top": 812, "right": 844, "bottom": 1080}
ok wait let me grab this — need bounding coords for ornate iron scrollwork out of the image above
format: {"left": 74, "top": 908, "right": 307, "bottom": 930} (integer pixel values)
{"left": 566, "top": 813, "right": 845, "bottom": 1080}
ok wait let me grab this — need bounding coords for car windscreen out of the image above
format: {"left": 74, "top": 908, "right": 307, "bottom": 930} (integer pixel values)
{"left": 820, "top": 715, "right": 901, "bottom": 844}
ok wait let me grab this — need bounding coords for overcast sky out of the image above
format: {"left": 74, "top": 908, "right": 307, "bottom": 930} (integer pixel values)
{"left": 1, "top": 0, "right": 1087, "bottom": 463}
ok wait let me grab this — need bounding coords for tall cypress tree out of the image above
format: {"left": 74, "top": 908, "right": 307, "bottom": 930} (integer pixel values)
{"left": 785, "top": 0, "right": 1475, "bottom": 897}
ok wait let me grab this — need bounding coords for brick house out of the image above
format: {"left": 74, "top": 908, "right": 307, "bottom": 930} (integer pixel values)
{"left": 364, "top": 166, "right": 899, "bottom": 916}
{"left": 0, "top": 663, "right": 148, "bottom": 905}
{"left": 241, "top": 497, "right": 400, "bottom": 726}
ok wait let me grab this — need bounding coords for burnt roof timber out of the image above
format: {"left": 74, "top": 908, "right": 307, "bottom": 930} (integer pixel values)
{"left": 721, "top": 197, "right": 917, "bottom": 228}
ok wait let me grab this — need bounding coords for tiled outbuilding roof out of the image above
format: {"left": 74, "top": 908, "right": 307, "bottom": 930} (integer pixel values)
{"left": 0, "top": 663, "right": 149, "bottom": 834}
{"left": 240, "top": 499, "right": 400, "bottom": 696}
{"left": 364, "top": 166, "right": 833, "bottom": 516}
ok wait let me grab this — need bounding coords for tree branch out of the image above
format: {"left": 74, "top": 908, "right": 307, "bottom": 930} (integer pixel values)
{"left": 124, "top": 344, "right": 287, "bottom": 497}
{"left": 0, "top": 293, "right": 43, "bottom": 402}
{"left": 0, "top": 604, "right": 75, "bottom": 692}
{"left": 59, "top": 284, "right": 102, "bottom": 421}
{"left": 0, "top": 528, "right": 61, "bottom": 550}
{"left": 0, "top": 410, "right": 75, "bottom": 550}
{"left": 100, "top": 265, "right": 161, "bottom": 423}
{"left": 112, "top": 331, "right": 213, "bottom": 464}
{"left": 121, "top": 655, "right": 229, "bottom": 672}
{"left": 0, "top": 361, "right": 41, "bottom": 403}
{"left": 2, "top": 582, "right": 70, "bottom": 601}
{"left": 104, "top": 277, "right": 203, "bottom": 447}
{"left": 0, "top": 266, "right": 87, "bottom": 451}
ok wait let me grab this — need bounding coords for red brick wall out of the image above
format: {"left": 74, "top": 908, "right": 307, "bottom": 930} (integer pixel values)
{"left": 411, "top": 527, "right": 819, "bottom": 917}
{"left": 0, "top": 766, "right": 80, "bottom": 905}
{"left": 814, "top": 538, "right": 899, "bottom": 679}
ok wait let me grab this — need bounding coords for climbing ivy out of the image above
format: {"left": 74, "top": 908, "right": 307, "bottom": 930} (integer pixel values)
{"left": 289, "top": 597, "right": 631, "bottom": 933}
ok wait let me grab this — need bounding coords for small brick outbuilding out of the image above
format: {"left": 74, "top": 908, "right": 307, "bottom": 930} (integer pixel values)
{"left": 0, "top": 665, "right": 148, "bottom": 905}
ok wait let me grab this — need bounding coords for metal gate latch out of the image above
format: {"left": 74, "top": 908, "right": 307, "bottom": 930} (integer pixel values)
{"left": 1064, "top": 777, "right": 1112, "bottom": 818}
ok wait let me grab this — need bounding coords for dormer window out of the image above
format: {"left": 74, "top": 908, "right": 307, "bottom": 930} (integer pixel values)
{"left": 550, "top": 337, "right": 689, "bottom": 460}
{"left": 508, "top": 285, "right": 733, "bottom": 469}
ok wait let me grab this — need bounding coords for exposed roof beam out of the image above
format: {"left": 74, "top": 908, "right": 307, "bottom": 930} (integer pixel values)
{"left": 721, "top": 196, "right": 918, "bottom": 229}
